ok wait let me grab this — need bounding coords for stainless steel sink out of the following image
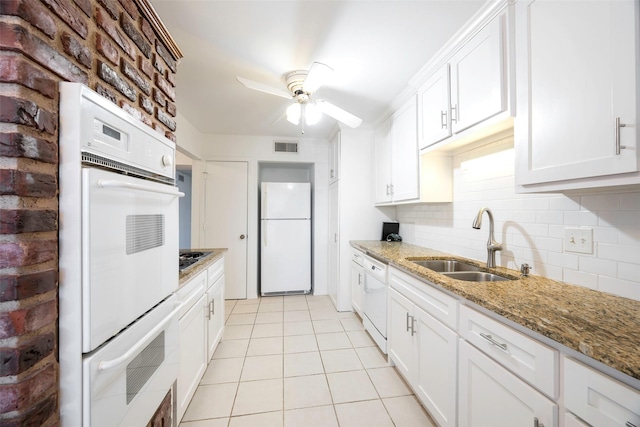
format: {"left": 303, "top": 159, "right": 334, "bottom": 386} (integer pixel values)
{"left": 442, "top": 271, "right": 510, "bottom": 282}
{"left": 412, "top": 259, "right": 482, "bottom": 273}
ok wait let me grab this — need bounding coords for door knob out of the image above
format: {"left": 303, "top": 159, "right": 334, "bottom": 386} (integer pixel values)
{"left": 240, "top": 234, "right": 246, "bottom": 239}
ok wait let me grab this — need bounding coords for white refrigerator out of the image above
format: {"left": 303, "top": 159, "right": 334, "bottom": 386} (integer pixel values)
{"left": 260, "top": 182, "right": 311, "bottom": 295}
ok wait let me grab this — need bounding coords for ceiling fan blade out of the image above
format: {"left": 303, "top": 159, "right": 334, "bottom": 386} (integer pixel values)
{"left": 302, "top": 62, "right": 334, "bottom": 94}
{"left": 316, "top": 100, "right": 363, "bottom": 128}
{"left": 236, "top": 77, "right": 292, "bottom": 99}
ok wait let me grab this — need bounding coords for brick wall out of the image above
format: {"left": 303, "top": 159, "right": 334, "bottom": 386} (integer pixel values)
{"left": 0, "top": 0, "right": 181, "bottom": 425}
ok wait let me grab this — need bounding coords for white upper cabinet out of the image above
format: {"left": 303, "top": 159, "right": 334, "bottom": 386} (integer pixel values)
{"left": 515, "top": 0, "right": 639, "bottom": 191}
{"left": 419, "top": 65, "right": 452, "bottom": 149}
{"left": 418, "top": 10, "right": 510, "bottom": 152}
{"left": 374, "top": 96, "right": 420, "bottom": 204}
{"left": 450, "top": 14, "right": 506, "bottom": 134}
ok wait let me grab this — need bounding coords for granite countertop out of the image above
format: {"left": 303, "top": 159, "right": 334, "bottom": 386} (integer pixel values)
{"left": 351, "top": 240, "right": 640, "bottom": 384}
{"left": 178, "top": 248, "right": 228, "bottom": 285}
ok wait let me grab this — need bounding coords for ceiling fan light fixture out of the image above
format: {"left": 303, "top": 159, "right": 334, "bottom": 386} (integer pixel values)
{"left": 286, "top": 103, "right": 301, "bottom": 125}
{"left": 305, "top": 103, "right": 321, "bottom": 125}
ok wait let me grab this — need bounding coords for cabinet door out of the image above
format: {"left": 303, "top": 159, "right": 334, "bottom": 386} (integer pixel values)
{"left": 391, "top": 96, "right": 419, "bottom": 202}
{"left": 387, "top": 288, "right": 415, "bottom": 381}
{"left": 459, "top": 340, "right": 558, "bottom": 427}
{"left": 451, "top": 14, "right": 506, "bottom": 134}
{"left": 177, "top": 294, "right": 207, "bottom": 422}
{"left": 414, "top": 306, "right": 458, "bottom": 427}
{"left": 329, "top": 132, "right": 340, "bottom": 183}
{"left": 374, "top": 117, "right": 393, "bottom": 204}
{"left": 207, "top": 276, "right": 225, "bottom": 361}
{"left": 419, "top": 65, "right": 451, "bottom": 149}
{"left": 515, "top": 0, "right": 638, "bottom": 186}
{"left": 350, "top": 259, "right": 364, "bottom": 316}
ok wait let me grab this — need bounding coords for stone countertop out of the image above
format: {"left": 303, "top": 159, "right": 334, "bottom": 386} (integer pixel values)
{"left": 178, "top": 248, "right": 227, "bottom": 286}
{"left": 351, "top": 240, "right": 640, "bottom": 384}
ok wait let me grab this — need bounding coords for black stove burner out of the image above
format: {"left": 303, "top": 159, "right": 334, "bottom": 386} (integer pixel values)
{"left": 179, "top": 251, "right": 211, "bottom": 271}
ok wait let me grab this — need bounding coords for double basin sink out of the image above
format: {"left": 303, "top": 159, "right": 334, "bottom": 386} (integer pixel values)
{"left": 411, "top": 259, "right": 512, "bottom": 282}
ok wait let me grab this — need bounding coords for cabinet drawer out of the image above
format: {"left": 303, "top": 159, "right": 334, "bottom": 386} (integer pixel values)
{"left": 389, "top": 267, "right": 458, "bottom": 331}
{"left": 352, "top": 249, "right": 364, "bottom": 267}
{"left": 207, "top": 257, "right": 224, "bottom": 288}
{"left": 564, "top": 358, "right": 640, "bottom": 427}
{"left": 177, "top": 270, "right": 206, "bottom": 318}
{"left": 460, "top": 305, "right": 557, "bottom": 398}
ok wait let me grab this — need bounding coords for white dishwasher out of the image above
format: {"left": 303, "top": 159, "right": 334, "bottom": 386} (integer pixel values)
{"left": 362, "top": 255, "right": 388, "bottom": 353}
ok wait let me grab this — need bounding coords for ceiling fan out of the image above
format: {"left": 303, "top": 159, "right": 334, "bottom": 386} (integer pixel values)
{"left": 237, "top": 62, "right": 363, "bottom": 133}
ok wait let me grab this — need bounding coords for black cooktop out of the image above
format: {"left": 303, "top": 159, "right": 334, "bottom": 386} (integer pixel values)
{"left": 179, "top": 251, "right": 211, "bottom": 271}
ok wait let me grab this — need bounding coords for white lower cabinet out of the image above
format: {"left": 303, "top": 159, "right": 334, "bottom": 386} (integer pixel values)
{"left": 459, "top": 340, "right": 558, "bottom": 427}
{"left": 350, "top": 249, "right": 364, "bottom": 316}
{"left": 206, "top": 258, "right": 225, "bottom": 360}
{"left": 564, "top": 358, "right": 640, "bottom": 427}
{"left": 177, "top": 271, "right": 208, "bottom": 422}
{"left": 388, "top": 268, "right": 458, "bottom": 427}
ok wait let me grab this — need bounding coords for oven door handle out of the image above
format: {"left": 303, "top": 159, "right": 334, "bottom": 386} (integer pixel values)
{"left": 98, "top": 179, "right": 185, "bottom": 197}
{"left": 98, "top": 301, "right": 184, "bottom": 371}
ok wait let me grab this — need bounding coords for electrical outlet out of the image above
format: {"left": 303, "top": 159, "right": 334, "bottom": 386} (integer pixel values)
{"left": 564, "top": 227, "right": 593, "bottom": 254}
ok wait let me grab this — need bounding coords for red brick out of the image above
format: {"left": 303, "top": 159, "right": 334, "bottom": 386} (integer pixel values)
{"left": 0, "top": 332, "right": 55, "bottom": 375}
{"left": 0, "top": 96, "right": 57, "bottom": 135}
{"left": 95, "top": 8, "right": 136, "bottom": 60}
{"left": 73, "top": 0, "right": 92, "bottom": 17}
{"left": 120, "top": 101, "right": 153, "bottom": 128}
{"left": 156, "top": 108, "right": 176, "bottom": 131}
{"left": 0, "top": 56, "right": 57, "bottom": 99}
{"left": 165, "top": 131, "right": 176, "bottom": 143}
{"left": 121, "top": 12, "right": 151, "bottom": 58}
{"left": 1, "top": 394, "right": 57, "bottom": 427}
{"left": 0, "top": 362, "right": 56, "bottom": 412}
{"left": 140, "top": 16, "right": 154, "bottom": 43}
{"left": 155, "top": 73, "right": 175, "bottom": 101}
{"left": 118, "top": 0, "right": 139, "bottom": 20}
{"left": 0, "top": 0, "right": 57, "bottom": 39}
{"left": 0, "top": 270, "right": 57, "bottom": 302}
{"left": 96, "top": 33, "right": 119, "bottom": 66}
{"left": 155, "top": 40, "right": 176, "bottom": 73}
{"left": 166, "top": 101, "right": 176, "bottom": 117}
{"left": 0, "top": 298, "right": 57, "bottom": 339}
{"left": 0, "top": 22, "right": 88, "bottom": 84}
{"left": 0, "top": 210, "right": 57, "bottom": 234}
{"left": 152, "top": 87, "right": 166, "bottom": 108}
{"left": 0, "top": 240, "right": 57, "bottom": 269}
{"left": 147, "top": 390, "right": 172, "bottom": 427}
{"left": 121, "top": 58, "right": 150, "bottom": 95}
{"left": 95, "top": 83, "right": 118, "bottom": 104}
{"left": 139, "top": 56, "right": 153, "bottom": 78}
{"left": 0, "top": 170, "right": 57, "bottom": 198}
{"left": 98, "top": 61, "right": 136, "bottom": 101}
{"left": 139, "top": 95, "right": 153, "bottom": 115}
{"left": 40, "top": 0, "right": 88, "bottom": 39}
{"left": 61, "top": 32, "right": 92, "bottom": 69}
{"left": 0, "top": 132, "right": 57, "bottom": 163}
{"left": 166, "top": 70, "right": 176, "bottom": 87}
{"left": 97, "top": 0, "right": 119, "bottom": 20}
{"left": 152, "top": 53, "right": 165, "bottom": 75}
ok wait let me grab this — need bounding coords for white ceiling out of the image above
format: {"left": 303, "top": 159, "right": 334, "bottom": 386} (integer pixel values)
{"left": 149, "top": 0, "right": 486, "bottom": 138}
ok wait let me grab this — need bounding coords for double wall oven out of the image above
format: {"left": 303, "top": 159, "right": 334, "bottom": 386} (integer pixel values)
{"left": 59, "top": 83, "right": 183, "bottom": 426}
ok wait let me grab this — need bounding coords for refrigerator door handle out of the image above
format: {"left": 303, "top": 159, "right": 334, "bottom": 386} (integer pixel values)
{"left": 263, "top": 221, "right": 267, "bottom": 247}
{"left": 262, "top": 187, "right": 267, "bottom": 219}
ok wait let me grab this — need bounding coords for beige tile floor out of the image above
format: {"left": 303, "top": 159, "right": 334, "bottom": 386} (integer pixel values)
{"left": 180, "top": 294, "right": 436, "bottom": 427}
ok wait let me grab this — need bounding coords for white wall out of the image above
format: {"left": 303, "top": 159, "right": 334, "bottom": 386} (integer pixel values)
{"left": 202, "top": 135, "right": 329, "bottom": 299}
{"left": 397, "top": 136, "right": 640, "bottom": 301}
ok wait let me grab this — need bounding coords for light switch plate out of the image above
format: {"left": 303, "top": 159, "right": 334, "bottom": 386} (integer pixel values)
{"left": 564, "top": 227, "right": 593, "bottom": 254}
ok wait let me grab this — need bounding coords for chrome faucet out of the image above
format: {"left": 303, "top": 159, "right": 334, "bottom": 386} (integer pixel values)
{"left": 472, "top": 207, "right": 503, "bottom": 268}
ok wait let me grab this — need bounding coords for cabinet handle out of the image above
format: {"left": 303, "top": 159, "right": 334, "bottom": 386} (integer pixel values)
{"left": 389, "top": 184, "right": 394, "bottom": 196}
{"left": 210, "top": 300, "right": 215, "bottom": 316}
{"left": 440, "top": 110, "right": 447, "bottom": 129}
{"left": 411, "top": 317, "right": 417, "bottom": 336}
{"left": 358, "top": 273, "right": 363, "bottom": 285}
{"left": 330, "top": 169, "right": 335, "bottom": 179}
{"left": 205, "top": 302, "right": 211, "bottom": 320}
{"left": 533, "top": 417, "right": 544, "bottom": 427}
{"left": 479, "top": 332, "right": 508, "bottom": 351}
{"left": 615, "top": 117, "right": 628, "bottom": 155}
{"left": 626, "top": 422, "right": 637, "bottom": 427}
{"left": 386, "top": 184, "right": 390, "bottom": 196}
{"left": 451, "top": 104, "right": 458, "bottom": 123}
{"left": 406, "top": 313, "right": 412, "bottom": 332}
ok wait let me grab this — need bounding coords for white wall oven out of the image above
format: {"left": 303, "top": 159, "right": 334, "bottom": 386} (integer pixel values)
{"left": 59, "top": 83, "right": 183, "bottom": 426}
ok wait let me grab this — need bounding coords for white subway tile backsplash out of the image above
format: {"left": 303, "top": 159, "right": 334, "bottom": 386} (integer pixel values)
{"left": 396, "top": 144, "right": 640, "bottom": 301}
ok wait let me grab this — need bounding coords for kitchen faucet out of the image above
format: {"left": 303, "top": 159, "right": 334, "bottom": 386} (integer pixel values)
{"left": 472, "top": 207, "right": 503, "bottom": 268}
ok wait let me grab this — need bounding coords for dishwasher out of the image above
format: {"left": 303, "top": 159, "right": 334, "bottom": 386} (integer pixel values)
{"left": 362, "top": 255, "right": 388, "bottom": 354}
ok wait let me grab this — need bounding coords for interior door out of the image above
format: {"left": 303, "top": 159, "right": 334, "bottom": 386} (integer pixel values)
{"left": 204, "top": 161, "right": 248, "bottom": 299}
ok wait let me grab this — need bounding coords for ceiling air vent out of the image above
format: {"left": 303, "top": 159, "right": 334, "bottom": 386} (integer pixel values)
{"left": 274, "top": 141, "right": 299, "bottom": 154}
